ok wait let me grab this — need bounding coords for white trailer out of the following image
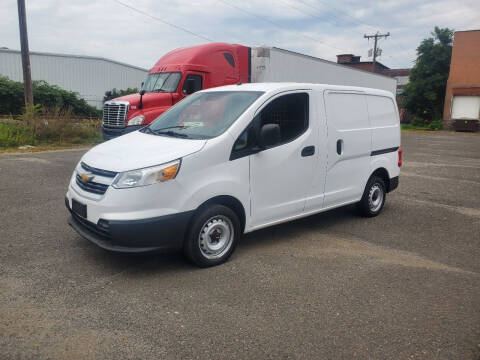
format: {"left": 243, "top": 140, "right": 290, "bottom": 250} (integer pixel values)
{"left": 251, "top": 47, "right": 397, "bottom": 94}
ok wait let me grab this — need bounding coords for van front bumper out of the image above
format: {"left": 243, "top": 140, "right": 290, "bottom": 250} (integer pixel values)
{"left": 67, "top": 199, "right": 193, "bottom": 253}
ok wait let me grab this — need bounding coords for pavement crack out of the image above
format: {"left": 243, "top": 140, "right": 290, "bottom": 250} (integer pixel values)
{"left": 395, "top": 194, "right": 480, "bottom": 218}
{"left": 303, "top": 235, "right": 478, "bottom": 276}
{"left": 400, "top": 171, "right": 480, "bottom": 186}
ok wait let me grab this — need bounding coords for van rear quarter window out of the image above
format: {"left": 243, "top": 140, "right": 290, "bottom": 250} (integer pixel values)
{"left": 366, "top": 95, "right": 400, "bottom": 151}
{"left": 366, "top": 95, "right": 397, "bottom": 127}
{"left": 325, "top": 92, "right": 369, "bottom": 130}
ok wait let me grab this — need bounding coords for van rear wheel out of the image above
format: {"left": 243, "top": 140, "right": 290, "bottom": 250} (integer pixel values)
{"left": 358, "top": 176, "right": 386, "bottom": 217}
{"left": 184, "top": 204, "right": 240, "bottom": 267}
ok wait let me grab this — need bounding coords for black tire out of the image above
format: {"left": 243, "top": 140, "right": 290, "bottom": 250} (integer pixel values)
{"left": 184, "top": 204, "right": 241, "bottom": 267}
{"left": 357, "top": 176, "right": 386, "bottom": 217}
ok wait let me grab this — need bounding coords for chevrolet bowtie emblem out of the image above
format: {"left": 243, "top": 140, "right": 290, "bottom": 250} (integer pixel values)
{"left": 80, "top": 172, "right": 94, "bottom": 182}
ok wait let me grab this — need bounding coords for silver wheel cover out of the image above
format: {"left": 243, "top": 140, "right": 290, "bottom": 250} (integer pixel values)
{"left": 198, "top": 215, "right": 234, "bottom": 259}
{"left": 368, "top": 183, "right": 384, "bottom": 212}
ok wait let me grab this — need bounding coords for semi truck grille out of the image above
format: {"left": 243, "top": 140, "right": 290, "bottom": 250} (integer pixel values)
{"left": 76, "top": 174, "right": 109, "bottom": 195}
{"left": 103, "top": 102, "right": 128, "bottom": 128}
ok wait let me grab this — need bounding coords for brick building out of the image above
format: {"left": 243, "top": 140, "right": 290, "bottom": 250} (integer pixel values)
{"left": 443, "top": 30, "right": 480, "bottom": 130}
{"left": 337, "top": 54, "right": 410, "bottom": 95}
{"left": 336, "top": 54, "right": 390, "bottom": 73}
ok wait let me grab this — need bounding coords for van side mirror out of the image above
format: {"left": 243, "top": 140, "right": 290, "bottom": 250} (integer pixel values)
{"left": 139, "top": 89, "right": 146, "bottom": 96}
{"left": 184, "top": 78, "right": 197, "bottom": 95}
{"left": 258, "top": 124, "right": 281, "bottom": 148}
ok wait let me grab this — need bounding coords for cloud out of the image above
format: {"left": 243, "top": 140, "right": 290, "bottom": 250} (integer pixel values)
{"left": 1, "top": 0, "right": 479, "bottom": 70}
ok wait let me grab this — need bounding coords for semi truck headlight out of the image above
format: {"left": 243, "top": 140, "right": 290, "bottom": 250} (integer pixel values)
{"left": 112, "top": 160, "right": 180, "bottom": 189}
{"left": 127, "top": 115, "right": 145, "bottom": 126}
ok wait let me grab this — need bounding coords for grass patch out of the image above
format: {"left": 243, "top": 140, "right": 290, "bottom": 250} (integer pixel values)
{"left": 401, "top": 117, "right": 443, "bottom": 132}
{"left": 0, "top": 106, "right": 102, "bottom": 149}
{"left": 401, "top": 124, "right": 433, "bottom": 131}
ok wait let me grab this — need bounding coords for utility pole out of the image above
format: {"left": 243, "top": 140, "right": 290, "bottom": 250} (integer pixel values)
{"left": 17, "top": 0, "right": 33, "bottom": 105}
{"left": 364, "top": 31, "right": 390, "bottom": 73}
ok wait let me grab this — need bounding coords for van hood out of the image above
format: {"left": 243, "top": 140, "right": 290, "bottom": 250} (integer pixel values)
{"left": 82, "top": 131, "right": 206, "bottom": 173}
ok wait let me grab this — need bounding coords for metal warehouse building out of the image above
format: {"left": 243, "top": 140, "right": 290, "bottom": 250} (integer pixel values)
{"left": 0, "top": 48, "right": 148, "bottom": 109}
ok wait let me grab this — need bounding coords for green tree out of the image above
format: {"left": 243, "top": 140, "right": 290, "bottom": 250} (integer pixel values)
{"left": 0, "top": 76, "right": 100, "bottom": 117}
{"left": 402, "top": 27, "right": 454, "bottom": 121}
{"left": 103, "top": 87, "right": 139, "bottom": 102}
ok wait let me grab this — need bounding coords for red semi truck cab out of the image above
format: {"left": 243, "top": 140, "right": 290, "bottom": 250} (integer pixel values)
{"left": 102, "top": 43, "right": 251, "bottom": 140}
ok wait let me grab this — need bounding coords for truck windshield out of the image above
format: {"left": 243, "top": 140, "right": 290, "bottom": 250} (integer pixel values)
{"left": 144, "top": 91, "right": 264, "bottom": 140}
{"left": 142, "top": 72, "right": 182, "bottom": 93}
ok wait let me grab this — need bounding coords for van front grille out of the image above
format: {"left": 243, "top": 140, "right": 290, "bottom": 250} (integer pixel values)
{"left": 81, "top": 162, "right": 118, "bottom": 178}
{"left": 103, "top": 102, "right": 128, "bottom": 128}
{"left": 76, "top": 174, "right": 109, "bottom": 195}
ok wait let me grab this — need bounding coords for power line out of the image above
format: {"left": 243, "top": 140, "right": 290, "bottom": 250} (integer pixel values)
{"left": 111, "top": 0, "right": 213, "bottom": 42}
{"left": 297, "top": 0, "right": 379, "bottom": 32}
{"left": 277, "top": 0, "right": 349, "bottom": 31}
{"left": 274, "top": 0, "right": 404, "bottom": 68}
{"left": 295, "top": 0, "right": 408, "bottom": 54}
{"left": 217, "top": 0, "right": 347, "bottom": 53}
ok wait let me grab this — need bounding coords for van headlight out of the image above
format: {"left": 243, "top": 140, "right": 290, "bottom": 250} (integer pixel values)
{"left": 112, "top": 160, "right": 180, "bottom": 189}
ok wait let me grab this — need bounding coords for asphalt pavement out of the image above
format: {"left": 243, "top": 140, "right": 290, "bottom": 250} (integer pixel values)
{"left": 0, "top": 131, "right": 479, "bottom": 359}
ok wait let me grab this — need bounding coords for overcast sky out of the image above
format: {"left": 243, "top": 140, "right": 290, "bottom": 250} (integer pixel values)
{"left": 2, "top": 0, "right": 479, "bottom": 70}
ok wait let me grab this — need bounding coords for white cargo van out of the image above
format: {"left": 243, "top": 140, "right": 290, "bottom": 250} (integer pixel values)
{"left": 66, "top": 83, "right": 401, "bottom": 267}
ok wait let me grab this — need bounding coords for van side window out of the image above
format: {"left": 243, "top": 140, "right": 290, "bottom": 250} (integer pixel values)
{"left": 233, "top": 129, "right": 248, "bottom": 151}
{"left": 232, "top": 125, "right": 256, "bottom": 154}
{"left": 230, "top": 93, "right": 309, "bottom": 160}
{"left": 259, "top": 93, "right": 309, "bottom": 144}
{"left": 182, "top": 75, "right": 203, "bottom": 94}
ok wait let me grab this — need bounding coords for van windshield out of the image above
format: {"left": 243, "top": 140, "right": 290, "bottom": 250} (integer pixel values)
{"left": 144, "top": 91, "right": 263, "bottom": 140}
{"left": 142, "top": 72, "right": 182, "bottom": 93}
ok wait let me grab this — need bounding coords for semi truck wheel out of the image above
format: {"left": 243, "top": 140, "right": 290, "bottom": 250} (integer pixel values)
{"left": 184, "top": 204, "right": 240, "bottom": 267}
{"left": 358, "top": 176, "right": 386, "bottom": 217}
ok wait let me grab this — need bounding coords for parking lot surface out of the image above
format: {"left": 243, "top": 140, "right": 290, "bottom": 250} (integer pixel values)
{"left": 1, "top": 131, "right": 479, "bottom": 359}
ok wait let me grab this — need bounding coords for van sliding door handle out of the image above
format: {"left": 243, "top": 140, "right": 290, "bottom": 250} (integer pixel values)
{"left": 336, "top": 139, "right": 344, "bottom": 155}
{"left": 301, "top": 146, "right": 315, "bottom": 157}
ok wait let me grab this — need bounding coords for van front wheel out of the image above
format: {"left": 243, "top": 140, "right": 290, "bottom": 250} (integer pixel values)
{"left": 184, "top": 204, "right": 241, "bottom": 267}
{"left": 358, "top": 176, "right": 386, "bottom": 217}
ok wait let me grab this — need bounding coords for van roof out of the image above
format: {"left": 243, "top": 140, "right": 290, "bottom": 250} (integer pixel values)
{"left": 204, "top": 82, "right": 394, "bottom": 97}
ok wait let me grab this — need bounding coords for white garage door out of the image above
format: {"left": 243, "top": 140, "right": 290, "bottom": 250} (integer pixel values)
{"left": 451, "top": 96, "right": 480, "bottom": 120}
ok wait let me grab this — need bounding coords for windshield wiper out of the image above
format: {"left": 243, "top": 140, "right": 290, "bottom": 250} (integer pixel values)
{"left": 140, "top": 126, "right": 155, "bottom": 134}
{"left": 155, "top": 130, "right": 189, "bottom": 138}
{"left": 153, "top": 125, "right": 190, "bottom": 131}
{"left": 142, "top": 125, "right": 191, "bottom": 137}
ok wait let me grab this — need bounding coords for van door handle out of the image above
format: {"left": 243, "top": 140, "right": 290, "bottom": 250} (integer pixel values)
{"left": 301, "top": 146, "right": 315, "bottom": 157}
{"left": 336, "top": 139, "right": 343, "bottom": 155}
